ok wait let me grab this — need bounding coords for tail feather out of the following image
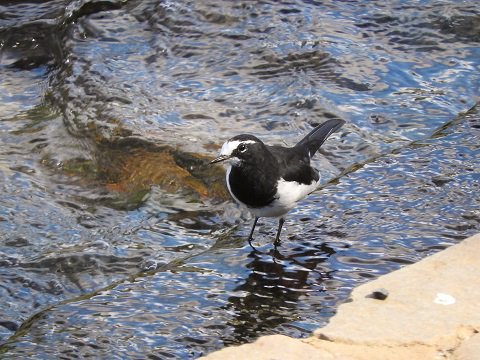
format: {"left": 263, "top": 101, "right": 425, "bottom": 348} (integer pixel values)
{"left": 295, "top": 119, "right": 345, "bottom": 158}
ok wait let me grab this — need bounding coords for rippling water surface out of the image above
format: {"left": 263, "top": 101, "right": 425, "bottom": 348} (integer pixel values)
{"left": 1, "top": 0, "right": 479, "bottom": 358}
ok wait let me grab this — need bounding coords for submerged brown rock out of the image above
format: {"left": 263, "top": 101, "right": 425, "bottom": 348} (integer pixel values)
{"left": 50, "top": 136, "right": 229, "bottom": 206}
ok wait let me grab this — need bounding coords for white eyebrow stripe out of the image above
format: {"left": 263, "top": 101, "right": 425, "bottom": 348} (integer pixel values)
{"left": 220, "top": 140, "right": 256, "bottom": 156}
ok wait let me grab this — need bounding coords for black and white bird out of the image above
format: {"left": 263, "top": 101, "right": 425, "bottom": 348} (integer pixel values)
{"left": 210, "top": 119, "right": 345, "bottom": 247}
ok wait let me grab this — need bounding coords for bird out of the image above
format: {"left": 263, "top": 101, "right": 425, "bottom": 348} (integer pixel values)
{"left": 210, "top": 119, "right": 345, "bottom": 248}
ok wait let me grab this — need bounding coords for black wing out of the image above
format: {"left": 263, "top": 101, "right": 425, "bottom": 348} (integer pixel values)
{"left": 268, "top": 146, "right": 319, "bottom": 185}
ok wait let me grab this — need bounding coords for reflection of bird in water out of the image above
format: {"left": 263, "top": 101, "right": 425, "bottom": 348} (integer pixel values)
{"left": 210, "top": 119, "right": 345, "bottom": 247}
{"left": 223, "top": 242, "right": 338, "bottom": 344}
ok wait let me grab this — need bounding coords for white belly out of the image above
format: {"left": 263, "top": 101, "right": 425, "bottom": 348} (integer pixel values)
{"left": 245, "top": 177, "right": 320, "bottom": 218}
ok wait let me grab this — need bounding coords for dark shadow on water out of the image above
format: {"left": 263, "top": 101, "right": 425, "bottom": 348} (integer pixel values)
{"left": 222, "top": 241, "right": 337, "bottom": 345}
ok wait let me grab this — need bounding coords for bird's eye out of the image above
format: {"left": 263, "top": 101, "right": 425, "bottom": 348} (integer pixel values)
{"left": 238, "top": 144, "right": 247, "bottom": 153}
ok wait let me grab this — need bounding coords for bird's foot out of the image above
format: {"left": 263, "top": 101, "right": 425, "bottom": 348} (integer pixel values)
{"left": 247, "top": 237, "right": 258, "bottom": 252}
{"left": 273, "top": 239, "right": 281, "bottom": 250}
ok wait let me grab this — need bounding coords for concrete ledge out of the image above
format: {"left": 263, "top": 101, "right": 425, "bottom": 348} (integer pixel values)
{"left": 201, "top": 233, "right": 480, "bottom": 360}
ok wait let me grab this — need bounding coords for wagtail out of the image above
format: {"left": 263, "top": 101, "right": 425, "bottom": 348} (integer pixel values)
{"left": 210, "top": 119, "right": 345, "bottom": 247}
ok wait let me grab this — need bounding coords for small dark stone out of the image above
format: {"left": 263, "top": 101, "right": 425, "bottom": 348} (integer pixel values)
{"left": 370, "top": 288, "right": 389, "bottom": 300}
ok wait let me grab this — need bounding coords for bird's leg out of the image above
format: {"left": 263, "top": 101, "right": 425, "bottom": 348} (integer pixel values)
{"left": 248, "top": 217, "right": 259, "bottom": 249}
{"left": 274, "top": 217, "right": 285, "bottom": 247}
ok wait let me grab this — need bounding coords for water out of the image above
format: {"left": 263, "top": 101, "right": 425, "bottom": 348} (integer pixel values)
{"left": 1, "top": 0, "right": 479, "bottom": 358}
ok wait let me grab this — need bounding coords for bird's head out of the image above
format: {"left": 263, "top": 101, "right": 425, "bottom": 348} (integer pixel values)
{"left": 209, "top": 134, "right": 262, "bottom": 166}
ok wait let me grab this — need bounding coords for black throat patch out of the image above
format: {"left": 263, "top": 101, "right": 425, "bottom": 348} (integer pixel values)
{"left": 228, "top": 164, "right": 278, "bottom": 208}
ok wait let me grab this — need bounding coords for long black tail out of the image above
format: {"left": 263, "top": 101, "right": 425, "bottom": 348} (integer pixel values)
{"left": 295, "top": 119, "right": 345, "bottom": 159}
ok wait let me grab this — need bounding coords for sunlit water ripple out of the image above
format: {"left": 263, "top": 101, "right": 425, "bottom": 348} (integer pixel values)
{"left": 0, "top": 0, "right": 479, "bottom": 358}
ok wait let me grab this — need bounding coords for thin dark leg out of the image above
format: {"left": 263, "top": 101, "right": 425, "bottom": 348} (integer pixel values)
{"left": 248, "top": 217, "right": 259, "bottom": 249}
{"left": 274, "top": 217, "right": 285, "bottom": 247}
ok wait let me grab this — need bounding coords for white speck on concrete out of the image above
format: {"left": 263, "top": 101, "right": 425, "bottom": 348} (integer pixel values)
{"left": 433, "top": 293, "right": 456, "bottom": 305}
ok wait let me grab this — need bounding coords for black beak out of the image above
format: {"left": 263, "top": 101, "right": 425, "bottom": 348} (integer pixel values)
{"left": 209, "top": 155, "right": 230, "bottom": 164}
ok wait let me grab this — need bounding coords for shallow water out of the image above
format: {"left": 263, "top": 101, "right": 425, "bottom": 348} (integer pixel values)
{"left": 1, "top": 0, "right": 479, "bottom": 358}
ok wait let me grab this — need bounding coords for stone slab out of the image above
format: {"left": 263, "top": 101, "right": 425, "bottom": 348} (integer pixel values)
{"left": 201, "top": 334, "right": 355, "bottom": 360}
{"left": 314, "top": 233, "right": 480, "bottom": 349}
